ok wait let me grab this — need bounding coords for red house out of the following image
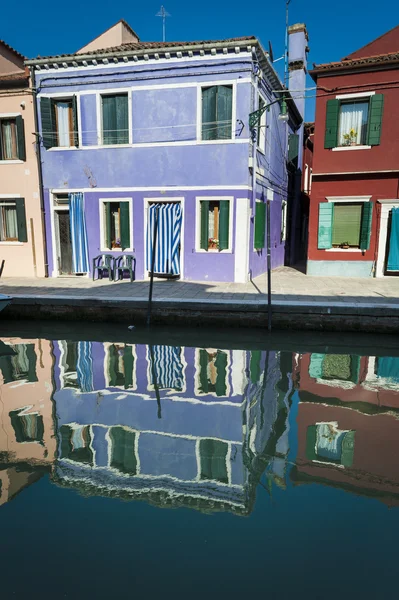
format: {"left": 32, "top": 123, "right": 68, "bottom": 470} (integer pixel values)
{"left": 308, "top": 25, "right": 399, "bottom": 277}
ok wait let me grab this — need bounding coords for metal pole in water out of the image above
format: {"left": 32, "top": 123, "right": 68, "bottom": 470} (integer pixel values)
{"left": 147, "top": 206, "right": 159, "bottom": 327}
{"left": 266, "top": 199, "right": 272, "bottom": 332}
{"left": 149, "top": 344, "right": 162, "bottom": 419}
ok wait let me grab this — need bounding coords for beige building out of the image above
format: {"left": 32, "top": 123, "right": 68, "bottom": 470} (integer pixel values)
{"left": 0, "top": 40, "right": 46, "bottom": 277}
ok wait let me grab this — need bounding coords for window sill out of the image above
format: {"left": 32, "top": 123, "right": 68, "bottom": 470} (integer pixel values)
{"left": 101, "top": 248, "right": 133, "bottom": 253}
{"left": 0, "top": 159, "right": 24, "bottom": 164}
{"left": 196, "top": 248, "right": 232, "bottom": 254}
{"left": 0, "top": 241, "right": 24, "bottom": 245}
{"left": 332, "top": 145, "right": 372, "bottom": 152}
{"left": 47, "top": 146, "right": 79, "bottom": 151}
{"left": 324, "top": 248, "right": 363, "bottom": 252}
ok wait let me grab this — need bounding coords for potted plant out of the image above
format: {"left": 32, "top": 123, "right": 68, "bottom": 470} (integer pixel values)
{"left": 340, "top": 241, "right": 350, "bottom": 249}
{"left": 208, "top": 237, "right": 219, "bottom": 250}
{"left": 111, "top": 237, "right": 121, "bottom": 249}
{"left": 342, "top": 128, "right": 358, "bottom": 146}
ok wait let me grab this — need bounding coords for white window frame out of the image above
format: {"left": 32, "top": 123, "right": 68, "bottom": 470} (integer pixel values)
{"left": 195, "top": 196, "right": 234, "bottom": 253}
{"left": 99, "top": 197, "right": 133, "bottom": 252}
{"left": 97, "top": 89, "right": 132, "bottom": 147}
{"left": 257, "top": 94, "right": 267, "bottom": 154}
{"left": 197, "top": 81, "right": 237, "bottom": 143}
{"left": 332, "top": 91, "right": 376, "bottom": 151}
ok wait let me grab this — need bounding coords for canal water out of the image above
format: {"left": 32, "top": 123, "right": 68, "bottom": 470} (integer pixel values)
{"left": 0, "top": 322, "right": 398, "bottom": 599}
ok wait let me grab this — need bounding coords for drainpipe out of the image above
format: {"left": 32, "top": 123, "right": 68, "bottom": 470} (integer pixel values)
{"left": 30, "top": 67, "right": 49, "bottom": 277}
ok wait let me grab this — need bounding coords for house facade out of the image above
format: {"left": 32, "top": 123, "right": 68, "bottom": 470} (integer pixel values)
{"left": 0, "top": 41, "right": 46, "bottom": 277}
{"left": 308, "top": 25, "right": 399, "bottom": 277}
{"left": 26, "top": 21, "right": 305, "bottom": 282}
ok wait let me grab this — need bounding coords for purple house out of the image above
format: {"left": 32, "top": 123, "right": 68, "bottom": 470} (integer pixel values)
{"left": 26, "top": 20, "right": 307, "bottom": 282}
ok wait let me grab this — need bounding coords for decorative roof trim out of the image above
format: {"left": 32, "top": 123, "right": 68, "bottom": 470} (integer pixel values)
{"left": 311, "top": 50, "right": 399, "bottom": 77}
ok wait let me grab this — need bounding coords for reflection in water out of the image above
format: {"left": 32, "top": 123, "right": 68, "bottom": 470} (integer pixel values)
{"left": 0, "top": 336, "right": 399, "bottom": 513}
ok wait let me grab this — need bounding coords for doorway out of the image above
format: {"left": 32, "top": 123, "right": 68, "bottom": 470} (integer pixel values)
{"left": 376, "top": 202, "right": 399, "bottom": 277}
{"left": 146, "top": 201, "right": 183, "bottom": 279}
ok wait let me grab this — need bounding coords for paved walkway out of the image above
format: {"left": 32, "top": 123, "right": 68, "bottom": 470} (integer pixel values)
{"left": 0, "top": 266, "right": 398, "bottom": 305}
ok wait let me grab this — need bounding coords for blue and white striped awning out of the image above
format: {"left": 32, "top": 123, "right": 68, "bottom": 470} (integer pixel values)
{"left": 146, "top": 203, "right": 182, "bottom": 275}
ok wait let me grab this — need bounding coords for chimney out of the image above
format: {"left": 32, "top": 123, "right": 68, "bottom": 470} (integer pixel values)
{"left": 288, "top": 23, "right": 309, "bottom": 119}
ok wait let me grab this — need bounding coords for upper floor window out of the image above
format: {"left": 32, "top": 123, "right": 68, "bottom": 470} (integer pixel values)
{"left": 201, "top": 85, "right": 233, "bottom": 141}
{"left": 0, "top": 116, "right": 25, "bottom": 161}
{"left": 101, "top": 93, "right": 129, "bottom": 145}
{"left": 324, "top": 94, "right": 384, "bottom": 149}
{"left": 338, "top": 100, "right": 369, "bottom": 146}
{"left": 40, "top": 96, "right": 79, "bottom": 149}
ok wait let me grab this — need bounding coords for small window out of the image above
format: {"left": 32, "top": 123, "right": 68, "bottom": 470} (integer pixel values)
{"left": 257, "top": 96, "right": 266, "bottom": 152}
{"left": 10, "top": 410, "right": 44, "bottom": 443}
{"left": 199, "top": 199, "right": 230, "bottom": 251}
{"left": 109, "top": 426, "right": 137, "bottom": 475}
{"left": 332, "top": 203, "right": 363, "bottom": 248}
{"left": 101, "top": 93, "right": 129, "bottom": 145}
{"left": 199, "top": 439, "right": 228, "bottom": 483}
{"left": 0, "top": 200, "right": 18, "bottom": 241}
{"left": 60, "top": 425, "right": 93, "bottom": 465}
{"left": 40, "top": 97, "right": 78, "bottom": 149}
{"left": 281, "top": 201, "right": 287, "bottom": 242}
{"left": 198, "top": 349, "right": 228, "bottom": 396}
{"left": 102, "top": 201, "right": 131, "bottom": 250}
{"left": 54, "top": 99, "right": 75, "bottom": 147}
{"left": 0, "top": 119, "right": 18, "bottom": 159}
{"left": 107, "top": 344, "right": 134, "bottom": 389}
{"left": 338, "top": 100, "right": 369, "bottom": 146}
{"left": 201, "top": 85, "right": 233, "bottom": 141}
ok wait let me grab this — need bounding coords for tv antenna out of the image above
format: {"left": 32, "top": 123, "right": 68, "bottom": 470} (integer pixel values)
{"left": 156, "top": 5, "right": 171, "bottom": 42}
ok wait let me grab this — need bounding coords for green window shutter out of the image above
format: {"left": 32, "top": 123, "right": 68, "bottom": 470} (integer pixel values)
{"left": 254, "top": 202, "right": 266, "bottom": 249}
{"left": 123, "top": 345, "right": 134, "bottom": 389}
{"left": 306, "top": 425, "right": 318, "bottom": 461}
{"left": 26, "top": 344, "right": 38, "bottom": 383}
{"left": 199, "top": 349, "right": 209, "bottom": 393}
{"left": 15, "top": 198, "right": 27, "bottom": 242}
{"left": 367, "top": 94, "right": 384, "bottom": 146}
{"left": 104, "top": 202, "right": 111, "bottom": 249}
{"left": 250, "top": 350, "right": 261, "bottom": 383}
{"left": 200, "top": 200, "right": 209, "bottom": 250}
{"left": 350, "top": 355, "right": 360, "bottom": 384}
{"left": 218, "top": 200, "right": 230, "bottom": 251}
{"left": 115, "top": 94, "right": 129, "bottom": 144}
{"left": 324, "top": 99, "right": 340, "bottom": 149}
{"left": 72, "top": 95, "right": 79, "bottom": 147}
{"left": 359, "top": 201, "right": 373, "bottom": 251}
{"left": 318, "top": 203, "right": 333, "bottom": 249}
{"left": 202, "top": 86, "right": 217, "bottom": 140}
{"left": 309, "top": 353, "right": 325, "bottom": 379}
{"left": 15, "top": 115, "right": 26, "bottom": 161}
{"left": 332, "top": 204, "right": 363, "bottom": 247}
{"left": 102, "top": 96, "right": 117, "bottom": 145}
{"left": 216, "top": 85, "right": 232, "bottom": 139}
{"left": 341, "top": 431, "right": 355, "bottom": 467}
{"left": 120, "top": 202, "right": 130, "bottom": 250}
{"left": 40, "top": 97, "right": 56, "bottom": 149}
{"left": 288, "top": 133, "right": 299, "bottom": 163}
{"left": 215, "top": 351, "right": 227, "bottom": 396}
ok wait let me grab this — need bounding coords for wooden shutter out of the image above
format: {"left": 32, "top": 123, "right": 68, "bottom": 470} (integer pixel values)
{"left": 26, "top": 344, "right": 38, "bottom": 383}
{"left": 318, "top": 203, "right": 333, "bottom": 249}
{"left": 359, "top": 201, "right": 373, "bottom": 251}
{"left": 15, "top": 198, "right": 27, "bottom": 242}
{"left": 202, "top": 86, "right": 217, "bottom": 140}
{"left": 288, "top": 133, "right": 299, "bottom": 164}
{"left": 324, "top": 99, "right": 340, "bottom": 149}
{"left": 250, "top": 350, "right": 261, "bottom": 383}
{"left": 306, "top": 425, "right": 318, "bottom": 461}
{"left": 216, "top": 85, "right": 232, "bottom": 139}
{"left": 367, "top": 94, "right": 384, "bottom": 146}
{"left": 15, "top": 115, "right": 26, "bottom": 161}
{"left": 102, "top": 96, "right": 116, "bottom": 145}
{"left": 350, "top": 355, "right": 360, "bottom": 384}
{"left": 72, "top": 95, "right": 79, "bottom": 147}
{"left": 309, "top": 353, "right": 325, "bottom": 379}
{"left": 120, "top": 202, "right": 130, "bottom": 250}
{"left": 40, "top": 97, "right": 56, "bottom": 149}
{"left": 341, "top": 431, "right": 355, "bottom": 467}
{"left": 199, "top": 349, "right": 209, "bottom": 393}
{"left": 104, "top": 202, "right": 112, "bottom": 249}
{"left": 254, "top": 202, "right": 266, "bottom": 249}
{"left": 123, "top": 345, "right": 134, "bottom": 389}
{"left": 200, "top": 200, "right": 209, "bottom": 250}
{"left": 215, "top": 351, "right": 227, "bottom": 397}
{"left": 218, "top": 200, "right": 230, "bottom": 250}
{"left": 115, "top": 94, "right": 129, "bottom": 144}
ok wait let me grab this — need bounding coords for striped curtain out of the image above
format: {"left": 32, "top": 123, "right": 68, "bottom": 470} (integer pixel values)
{"left": 77, "top": 341, "right": 94, "bottom": 392}
{"left": 146, "top": 203, "right": 182, "bottom": 275}
{"left": 148, "top": 345, "right": 184, "bottom": 390}
{"left": 69, "top": 192, "right": 89, "bottom": 273}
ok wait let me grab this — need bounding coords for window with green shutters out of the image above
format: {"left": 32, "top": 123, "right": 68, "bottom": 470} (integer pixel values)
{"left": 102, "top": 200, "right": 131, "bottom": 250}
{"left": 254, "top": 201, "right": 266, "bottom": 249}
{"left": 0, "top": 198, "right": 27, "bottom": 242}
{"left": 0, "top": 116, "right": 25, "bottom": 160}
{"left": 199, "top": 199, "right": 230, "bottom": 251}
{"left": 317, "top": 201, "right": 373, "bottom": 250}
{"left": 324, "top": 94, "right": 384, "bottom": 149}
{"left": 107, "top": 344, "right": 134, "bottom": 389}
{"left": 198, "top": 349, "right": 228, "bottom": 397}
{"left": 201, "top": 85, "right": 233, "bottom": 140}
{"left": 40, "top": 96, "right": 79, "bottom": 149}
{"left": 101, "top": 93, "right": 129, "bottom": 145}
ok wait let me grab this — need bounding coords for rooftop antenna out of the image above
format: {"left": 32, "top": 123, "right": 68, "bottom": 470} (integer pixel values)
{"left": 156, "top": 5, "right": 171, "bottom": 42}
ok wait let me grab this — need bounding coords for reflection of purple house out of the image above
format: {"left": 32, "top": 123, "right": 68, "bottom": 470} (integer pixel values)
{"left": 27, "top": 20, "right": 307, "bottom": 282}
{"left": 51, "top": 341, "right": 293, "bottom": 514}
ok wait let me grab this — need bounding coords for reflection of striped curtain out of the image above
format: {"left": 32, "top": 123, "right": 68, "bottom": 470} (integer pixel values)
{"left": 149, "top": 345, "right": 184, "bottom": 390}
{"left": 146, "top": 203, "right": 182, "bottom": 275}
{"left": 69, "top": 192, "right": 89, "bottom": 273}
{"left": 77, "top": 341, "right": 94, "bottom": 392}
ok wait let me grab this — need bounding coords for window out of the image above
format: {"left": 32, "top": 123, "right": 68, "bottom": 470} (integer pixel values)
{"left": 40, "top": 96, "right": 79, "bottom": 149}
{"left": 199, "top": 439, "right": 228, "bottom": 483}
{"left": 109, "top": 426, "right": 137, "bottom": 475}
{"left": 254, "top": 201, "right": 266, "bottom": 250}
{"left": 198, "top": 349, "right": 228, "bottom": 396}
{"left": 281, "top": 201, "right": 287, "bottom": 242}
{"left": 306, "top": 423, "right": 355, "bottom": 467}
{"left": 61, "top": 341, "right": 79, "bottom": 388}
{"left": 257, "top": 96, "right": 266, "bottom": 152}
{"left": 107, "top": 344, "right": 134, "bottom": 389}
{"left": 199, "top": 199, "right": 230, "bottom": 251}
{"left": 201, "top": 85, "right": 233, "bottom": 141}
{"left": 288, "top": 133, "right": 299, "bottom": 166}
{"left": 318, "top": 201, "right": 373, "bottom": 250}
{"left": 0, "top": 116, "right": 25, "bottom": 161}
{"left": 324, "top": 94, "right": 384, "bottom": 149}
{"left": 0, "top": 343, "right": 37, "bottom": 384}
{"left": 9, "top": 409, "right": 44, "bottom": 443}
{"left": 0, "top": 198, "right": 27, "bottom": 243}
{"left": 102, "top": 200, "right": 131, "bottom": 250}
{"left": 308, "top": 353, "right": 360, "bottom": 384}
{"left": 60, "top": 424, "right": 93, "bottom": 465}
{"left": 101, "top": 93, "right": 129, "bottom": 145}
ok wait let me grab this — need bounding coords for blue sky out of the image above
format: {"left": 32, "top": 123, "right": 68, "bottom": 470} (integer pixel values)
{"left": 2, "top": 0, "right": 397, "bottom": 119}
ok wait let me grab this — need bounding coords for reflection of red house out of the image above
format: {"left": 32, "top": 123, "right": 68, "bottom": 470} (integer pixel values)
{"left": 292, "top": 352, "right": 399, "bottom": 506}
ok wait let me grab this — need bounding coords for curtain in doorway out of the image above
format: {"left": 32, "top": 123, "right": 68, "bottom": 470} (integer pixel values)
{"left": 387, "top": 208, "right": 399, "bottom": 272}
{"left": 68, "top": 192, "right": 89, "bottom": 274}
{"left": 146, "top": 203, "right": 182, "bottom": 275}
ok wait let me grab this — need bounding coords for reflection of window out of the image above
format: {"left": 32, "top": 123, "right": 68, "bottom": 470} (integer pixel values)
{"left": 198, "top": 349, "right": 228, "bottom": 396}
{"left": 199, "top": 199, "right": 230, "bottom": 251}
{"left": 0, "top": 344, "right": 37, "bottom": 384}
{"left": 102, "top": 200, "right": 131, "bottom": 250}
{"left": 306, "top": 422, "right": 355, "bottom": 467}
{"left": 201, "top": 85, "right": 232, "bottom": 140}
{"left": 107, "top": 344, "right": 134, "bottom": 389}
{"left": 199, "top": 439, "right": 228, "bottom": 483}
{"left": 62, "top": 342, "right": 79, "bottom": 388}
{"left": 309, "top": 353, "right": 360, "bottom": 384}
{"left": 9, "top": 409, "right": 44, "bottom": 443}
{"left": 109, "top": 426, "right": 137, "bottom": 475}
{"left": 60, "top": 425, "right": 93, "bottom": 465}
{"left": 148, "top": 345, "right": 184, "bottom": 391}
